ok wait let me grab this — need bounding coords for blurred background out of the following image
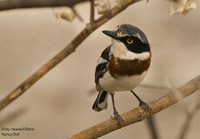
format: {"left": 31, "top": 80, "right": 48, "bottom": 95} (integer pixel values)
{"left": 0, "top": 0, "right": 200, "bottom": 139}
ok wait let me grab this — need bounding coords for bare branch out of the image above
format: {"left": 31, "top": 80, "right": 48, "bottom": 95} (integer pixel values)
{"left": 0, "top": 0, "right": 89, "bottom": 11}
{"left": 0, "top": 108, "right": 27, "bottom": 126}
{"left": 146, "top": 117, "right": 160, "bottom": 139}
{"left": 90, "top": 0, "right": 95, "bottom": 23}
{"left": 0, "top": 0, "right": 142, "bottom": 111}
{"left": 72, "top": 7, "right": 84, "bottom": 22}
{"left": 69, "top": 75, "right": 200, "bottom": 139}
{"left": 178, "top": 94, "right": 200, "bottom": 139}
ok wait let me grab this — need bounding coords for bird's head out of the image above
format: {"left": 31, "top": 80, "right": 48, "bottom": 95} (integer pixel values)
{"left": 102, "top": 24, "right": 150, "bottom": 58}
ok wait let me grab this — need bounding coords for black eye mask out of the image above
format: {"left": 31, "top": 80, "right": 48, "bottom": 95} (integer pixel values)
{"left": 119, "top": 36, "right": 150, "bottom": 54}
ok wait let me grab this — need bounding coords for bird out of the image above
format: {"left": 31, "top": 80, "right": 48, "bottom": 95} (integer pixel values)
{"left": 92, "top": 24, "right": 151, "bottom": 125}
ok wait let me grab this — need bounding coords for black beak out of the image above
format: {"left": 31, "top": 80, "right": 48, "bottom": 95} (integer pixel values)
{"left": 102, "top": 30, "right": 118, "bottom": 39}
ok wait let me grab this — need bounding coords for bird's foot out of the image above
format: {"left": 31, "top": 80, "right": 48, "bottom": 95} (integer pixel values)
{"left": 113, "top": 110, "right": 124, "bottom": 126}
{"left": 139, "top": 101, "right": 152, "bottom": 113}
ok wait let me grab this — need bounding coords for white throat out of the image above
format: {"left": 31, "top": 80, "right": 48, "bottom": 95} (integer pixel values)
{"left": 111, "top": 39, "right": 150, "bottom": 60}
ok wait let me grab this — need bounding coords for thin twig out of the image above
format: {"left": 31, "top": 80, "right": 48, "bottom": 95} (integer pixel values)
{"left": 0, "top": 0, "right": 142, "bottom": 111}
{"left": 0, "top": 0, "right": 89, "bottom": 10}
{"left": 72, "top": 7, "right": 84, "bottom": 22}
{"left": 178, "top": 94, "right": 200, "bottom": 139}
{"left": 146, "top": 117, "right": 160, "bottom": 139}
{"left": 68, "top": 75, "right": 200, "bottom": 139}
{"left": 0, "top": 108, "right": 27, "bottom": 127}
{"left": 90, "top": 0, "right": 95, "bottom": 23}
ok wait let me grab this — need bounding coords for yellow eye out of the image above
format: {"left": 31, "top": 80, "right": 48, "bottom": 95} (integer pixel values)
{"left": 127, "top": 38, "right": 133, "bottom": 44}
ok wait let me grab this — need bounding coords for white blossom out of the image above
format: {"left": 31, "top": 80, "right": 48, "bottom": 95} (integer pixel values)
{"left": 55, "top": 7, "right": 76, "bottom": 22}
{"left": 95, "top": 0, "right": 111, "bottom": 14}
{"left": 170, "top": 0, "right": 197, "bottom": 15}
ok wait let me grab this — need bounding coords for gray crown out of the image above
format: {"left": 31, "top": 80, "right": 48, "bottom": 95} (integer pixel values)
{"left": 116, "top": 24, "right": 149, "bottom": 44}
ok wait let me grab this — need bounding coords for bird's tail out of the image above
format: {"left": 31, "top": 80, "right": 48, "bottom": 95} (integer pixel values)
{"left": 92, "top": 90, "right": 109, "bottom": 112}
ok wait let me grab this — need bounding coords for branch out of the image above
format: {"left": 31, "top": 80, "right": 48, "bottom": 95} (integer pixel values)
{"left": 0, "top": 108, "right": 27, "bottom": 126}
{"left": 90, "top": 0, "right": 95, "bottom": 23}
{"left": 0, "top": 0, "right": 89, "bottom": 11}
{"left": 68, "top": 75, "right": 200, "bottom": 139}
{"left": 0, "top": 0, "right": 142, "bottom": 111}
{"left": 146, "top": 117, "right": 160, "bottom": 139}
{"left": 178, "top": 94, "right": 200, "bottom": 139}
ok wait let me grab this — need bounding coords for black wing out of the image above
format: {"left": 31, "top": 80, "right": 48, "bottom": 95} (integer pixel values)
{"left": 95, "top": 46, "right": 111, "bottom": 85}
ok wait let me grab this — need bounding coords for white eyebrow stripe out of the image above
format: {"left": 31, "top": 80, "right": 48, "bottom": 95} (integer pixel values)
{"left": 135, "top": 33, "right": 142, "bottom": 41}
{"left": 116, "top": 32, "right": 128, "bottom": 37}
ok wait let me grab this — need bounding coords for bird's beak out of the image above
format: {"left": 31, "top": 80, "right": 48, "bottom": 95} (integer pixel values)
{"left": 102, "top": 30, "right": 118, "bottom": 40}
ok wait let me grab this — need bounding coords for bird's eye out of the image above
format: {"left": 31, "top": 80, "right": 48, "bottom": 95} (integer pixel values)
{"left": 127, "top": 38, "right": 133, "bottom": 44}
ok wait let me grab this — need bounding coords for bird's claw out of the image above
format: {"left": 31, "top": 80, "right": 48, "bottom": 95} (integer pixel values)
{"left": 113, "top": 111, "right": 124, "bottom": 126}
{"left": 139, "top": 101, "right": 152, "bottom": 114}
